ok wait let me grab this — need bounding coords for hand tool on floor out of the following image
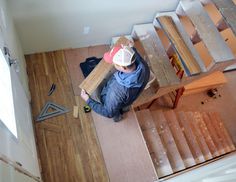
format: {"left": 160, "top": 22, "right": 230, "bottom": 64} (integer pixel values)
{"left": 48, "top": 83, "right": 56, "bottom": 96}
{"left": 83, "top": 105, "right": 91, "bottom": 113}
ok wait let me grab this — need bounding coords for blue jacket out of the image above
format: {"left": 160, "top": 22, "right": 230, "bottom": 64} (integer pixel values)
{"left": 87, "top": 48, "right": 150, "bottom": 118}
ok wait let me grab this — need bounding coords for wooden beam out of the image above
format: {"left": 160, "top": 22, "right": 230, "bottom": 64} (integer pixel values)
{"left": 157, "top": 15, "right": 203, "bottom": 75}
{"left": 180, "top": 0, "right": 235, "bottom": 64}
{"left": 212, "top": 0, "right": 236, "bottom": 36}
{"left": 79, "top": 37, "right": 130, "bottom": 95}
{"left": 133, "top": 24, "right": 180, "bottom": 87}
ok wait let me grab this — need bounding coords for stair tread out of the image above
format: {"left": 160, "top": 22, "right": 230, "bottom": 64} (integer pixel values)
{"left": 164, "top": 110, "right": 196, "bottom": 167}
{"left": 133, "top": 24, "right": 180, "bottom": 87}
{"left": 135, "top": 109, "right": 173, "bottom": 177}
{"left": 212, "top": 0, "right": 236, "bottom": 36}
{"left": 209, "top": 112, "right": 235, "bottom": 152}
{"left": 187, "top": 112, "right": 213, "bottom": 160}
{"left": 151, "top": 110, "right": 186, "bottom": 172}
{"left": 156, "top": 13, "right": 205, "bottom": 75}
{"left": 197, "top": 112, "right": 220, "bottom": 157}
{"left": 143, "top": 128, "right": 173, "bottom": 177}
{"left": 135, "top": 110, "right": 156, "bottom": 130}
{"left": 201, "top": 112, "right": 225, "bottom": 155}
{"left": 180, "top": 0, "right": 235, "bottom": 63}
{"left": 177, "top": 111, "right": 205, "bottom": 163}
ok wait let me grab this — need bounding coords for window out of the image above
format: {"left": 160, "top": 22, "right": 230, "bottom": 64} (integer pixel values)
{"left": 0, "top": 49, "right": 17, "bottom": 138}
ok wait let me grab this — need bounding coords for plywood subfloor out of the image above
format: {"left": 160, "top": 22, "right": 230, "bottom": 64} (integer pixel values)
{"left": 26, "top": 50, "right": 109, "bottom": 182}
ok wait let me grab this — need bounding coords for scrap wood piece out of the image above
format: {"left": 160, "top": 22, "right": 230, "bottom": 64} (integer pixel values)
{"left": 79, "top": 36, "right": 131, "bottom": 95}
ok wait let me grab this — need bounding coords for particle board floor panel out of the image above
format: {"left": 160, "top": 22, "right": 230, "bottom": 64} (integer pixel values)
{"left": 91, "top": 111, "right": 158, "bottom": 182}
{"left": 26, "top": 50, "right": 109, "bottom": 182}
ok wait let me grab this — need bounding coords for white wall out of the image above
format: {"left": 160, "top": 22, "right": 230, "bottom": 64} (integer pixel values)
{"left": 0, "top": 0, "right": 40, "bottom": 178}
{"left": 8, "top": 0, "right": 179, "bottom": 54}
{"left": 0, "top": 0, "right": 29, "bottom": 97}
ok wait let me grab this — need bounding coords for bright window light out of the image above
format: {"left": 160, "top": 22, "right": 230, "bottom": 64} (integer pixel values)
{"left": 0, "top": 49, "right": 17, "bottom": 138}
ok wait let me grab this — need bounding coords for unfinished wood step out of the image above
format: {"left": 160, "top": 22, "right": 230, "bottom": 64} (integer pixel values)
{"left": 111, "top": 35, "right": 133, "bottom": 47}
{"left": 79, "top": 37, "right": 131, "bottom": 95}
{"left": 155, "top": 12, "right": 206, "bottom": 75}
{"left": 211, "top": 0, "right": 236, "bottom": 36}
{"left": 164, "top": 110, "right": 196, "bottom": 167}
{"left": 132, "top": 24, "right": 180, "bottom": 88}
{"left": 208, "top": 112, "right": 234, "bottom": 153}
{"left": 180, "top": 0, "right": 235, "bottom": 66}
{"left": 213, "top": 112, "right": 236, "bottom": 151}
{"left": 135, "top": 109, "right": 156, "bottom": 131}
{"left": 177, "top": 111, "right": 205, "bottom": 164}
{"left": 143, "top": 128, "right": 173, "bottom": 177}
{"left": 207, "top": 112, "right": 230, "bottom": 153}
{"left": 201, "top": 112, "right": 225, "bottom": 155}
{"left": 197, "top": 112, "right": 220, "bottom": 157}
{"left": 151, "top": 110, "right": 185, "bottom": 172}
{"left": 187, "top": 112, "right": 213, "bottom": 160}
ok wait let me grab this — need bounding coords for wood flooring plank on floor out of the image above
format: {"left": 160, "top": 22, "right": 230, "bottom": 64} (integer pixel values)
{"left": 26, "top": 50, "right": 109, "bottom": 182}
{"left": 91, "top": 110, "right": 158, "bottom": 182}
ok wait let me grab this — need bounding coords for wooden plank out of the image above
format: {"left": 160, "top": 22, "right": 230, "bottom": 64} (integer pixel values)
{"left": 143, "top": 128, "right": 173, "bottom": 177}
{"left": 155, "top": 12, "right": 207, "bottom": 72}
{"left": 201, "top": 112, "right": 225, "bottom": 155}
{"left": 213, "top": 112, "right": 236, "bottom": 151}
{"left": 212, "top": 0, "right": 236, "bottom": 36}
{"left": 91, "top": 110, "right": 158, "bottom": 182}
{"left": 187, "top": 112, "right": 213, "bottom": 160}
{"left": 208, "top": 112, "right": 232, "bottom": 153}
{"left": 79, "top": 37, "right": 130, "bottom": 95}
{"left": 151, "top": 110, "right": 185, "bottom": 172}
{"left": 133, "top": 24, "right": 180, "bottom": 87}
{"left": 157, "top": 16, "right": 201, "bottom": 75}
{"left": 164, "top": 110, "right": 196, "bottom": 167}
{"left": 184, "top": 71, "right": 227, "bottom": 90}
{"left": 180, "top": 0, "right": 235, "bottom": 64}
{"left": 196, "top": 113, "right": 220, "bottom": 157}
{"left": 177, "top": 111, "right": 205, "bottom": 164}
{"left": 135, "top": 109, "right": 156, "bottom": 130}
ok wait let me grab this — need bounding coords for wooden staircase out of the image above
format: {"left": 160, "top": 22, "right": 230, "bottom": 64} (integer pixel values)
{"left": 135, "top": 109, "right": 236, "bottom": 179}
{"left": 79, "top": 0, "right": 236, "bottom": 107}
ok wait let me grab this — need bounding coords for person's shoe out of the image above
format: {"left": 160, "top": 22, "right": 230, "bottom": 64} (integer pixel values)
{"left": 113, "top": 114, "right": 123, "bottom": 122}
{"left": 120, "top": 106, "right": 130, "bottom": 115}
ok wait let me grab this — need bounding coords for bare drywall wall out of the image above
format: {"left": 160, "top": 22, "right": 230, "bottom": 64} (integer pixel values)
{"left": 0, "top": 0, "right": 30, "bottom": 97}
{"left": 8, "top": 0, "right": 179, "bottom": 54}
